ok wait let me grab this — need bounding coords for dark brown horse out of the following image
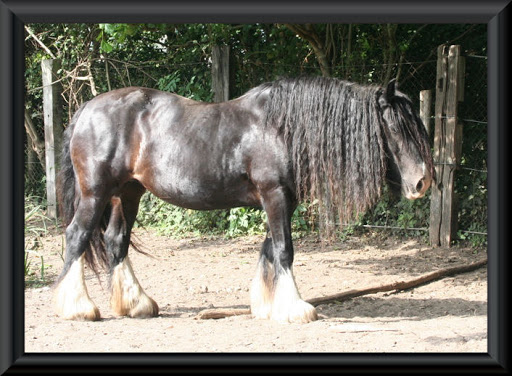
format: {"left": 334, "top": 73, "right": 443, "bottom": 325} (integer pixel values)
{"left": 55, "top": 76, "right": 433, "bottom": 323}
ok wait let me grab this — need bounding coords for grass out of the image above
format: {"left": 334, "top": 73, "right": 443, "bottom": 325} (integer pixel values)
{"left": 24, "top": 197, "right": 53, "bottom": 287}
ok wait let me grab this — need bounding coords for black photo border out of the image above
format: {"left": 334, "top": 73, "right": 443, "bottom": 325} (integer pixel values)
{"left": 1, "top": 0, "right": 510, "bottom": 373}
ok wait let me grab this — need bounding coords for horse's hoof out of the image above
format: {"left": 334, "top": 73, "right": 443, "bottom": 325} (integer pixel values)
{"left": 271, "top": 300, "right": 318, "bottom": 324}
{"left": 250, "top": 303, "right": 272, "bottom": 320}
{"left": 54, "top": 295, "right": 101, "bottom": 321}
{"left": 127, "top": 296, "right": 159, "bottom": 318}
{"left": 60, "top": 306, "right": 101, "bottom": 321}
{"left": 53, "top": 255, "right": 101, "bottom": 321}
{"left": 111, "top": 289, "right": 159, "bottom": 318}
{"left": 110, "top": 256, "right": 159, "bottom": 318}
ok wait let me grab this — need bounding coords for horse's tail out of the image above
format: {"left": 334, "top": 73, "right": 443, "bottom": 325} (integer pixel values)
{"left": 57, "top": 104, "right": 84, "bottom": 228}
{"left": 57, "top": 103, "right": 110, "bottom": 276}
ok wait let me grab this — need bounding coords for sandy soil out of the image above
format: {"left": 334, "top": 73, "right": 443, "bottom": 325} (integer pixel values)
{"left": 24, "top": 227, "right": 487, "bottom": 353}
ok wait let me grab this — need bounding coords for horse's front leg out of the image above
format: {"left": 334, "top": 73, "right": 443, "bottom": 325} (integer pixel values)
{"left": 251, "top": 186, "right": 318, "bottom": 323}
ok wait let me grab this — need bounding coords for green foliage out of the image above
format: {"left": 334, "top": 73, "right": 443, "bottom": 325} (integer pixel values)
{"left": 136, "top": 192, "right": 316, "bottom": 238}
{"left": 357, "top": 185, "right": 431, "bottom": 238}
{"left": 226, "top": 207, "right": 267, "bottom": 237}
{"left": 456, "top": 169, "right": 488, "bottom": 247}
{"left": 291, "top": 203, "right": 314, "bottom": 235}
{"left": 136, "top": 192, "right": 227, "bottom": 237}
{"left": 25, "top": 162, "right": 46, "bottom": 199}
{"left": 157, "top": 72, "right": 212, "bottom": 101}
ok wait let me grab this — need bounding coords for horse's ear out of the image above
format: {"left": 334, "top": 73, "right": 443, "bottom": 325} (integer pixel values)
{"left": 385, "top": 78, "right": 397, "bottom": 99}
{"left": 379, "top": 78, "right": 398, "bottom": 108}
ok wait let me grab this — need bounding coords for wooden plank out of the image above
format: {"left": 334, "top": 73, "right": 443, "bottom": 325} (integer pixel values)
{"left": 440, "top": 45, "right": 463, "bottom": 246}
{"left": 211, "top": 45, "right": 229, "bottom": 102}
{"left": 420, "top": 89, "right": 432, "bottom": 135}
{"left": 430, "top": 45, "right": 448, "bottom": 247}
{"left": 429, "top": 45, "right": 464, "bottom": 247}
{"left": 42, "top": 59, "right": 63, "bottom": 219}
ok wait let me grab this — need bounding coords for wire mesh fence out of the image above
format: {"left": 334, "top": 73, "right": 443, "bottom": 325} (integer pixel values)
{"left": 25, "top": 117, "right": 47, "bottom": 203}
{"left": 456, "top": 55, "right": 488, "bottom": 239}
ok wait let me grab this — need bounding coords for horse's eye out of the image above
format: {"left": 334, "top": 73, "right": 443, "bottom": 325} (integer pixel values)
{"left": 387, "top": 122, "right": 399, "bottom": 133}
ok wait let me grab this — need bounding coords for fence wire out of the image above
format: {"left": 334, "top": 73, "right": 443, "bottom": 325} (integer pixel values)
{"left": 455, "top": 55, "right": 487, "bottom": 238}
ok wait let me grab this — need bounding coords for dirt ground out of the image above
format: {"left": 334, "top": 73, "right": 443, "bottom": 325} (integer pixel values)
{"left": 24, "top": 226, "right": 487, "bottom": 353}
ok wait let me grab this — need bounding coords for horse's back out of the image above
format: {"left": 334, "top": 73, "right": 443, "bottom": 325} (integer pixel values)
{"left": 68, "top": 86, "right": 279, "bottom": 210}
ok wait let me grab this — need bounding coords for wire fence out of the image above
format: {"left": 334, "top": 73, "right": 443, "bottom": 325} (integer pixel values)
{"left": 24, "top": 52, "right": 487, "bottom": 240}
{"left": 455, "top": 55, "right": 487, "bottom": 238}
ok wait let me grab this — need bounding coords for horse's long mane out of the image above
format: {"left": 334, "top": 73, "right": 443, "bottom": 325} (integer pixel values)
{"left": 262, "top": 76, "right": 388, "bottom": 231}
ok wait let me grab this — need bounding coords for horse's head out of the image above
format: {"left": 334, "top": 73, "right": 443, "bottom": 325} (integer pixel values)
{"left": 378, "top": 79, "right": 434, "bottom": 200}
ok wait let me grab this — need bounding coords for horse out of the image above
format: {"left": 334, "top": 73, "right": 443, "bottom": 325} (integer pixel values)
{"left": 54, "top": 76, "right": 433, "bottom": 323}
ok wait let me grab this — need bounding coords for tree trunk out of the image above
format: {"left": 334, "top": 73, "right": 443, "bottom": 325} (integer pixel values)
{"left": 285, "top": 24, "right": 331, "bottom": 77}
{"left": 383, "top": 24, "right": 398, "bottom": 84}
{"left": 24, "top": 110, "right": 45, "bottom": 167}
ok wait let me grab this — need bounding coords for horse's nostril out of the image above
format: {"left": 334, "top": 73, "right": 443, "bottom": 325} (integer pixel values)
{"left": 416, "top": 179, "right": 424, "bottom": 193}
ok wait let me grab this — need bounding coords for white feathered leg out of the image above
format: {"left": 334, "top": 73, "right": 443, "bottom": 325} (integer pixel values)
{"left": 54, "top": 254, "right": 100, "bottom": 321}
{"left": 110, "top": 256, "right": 159, "bottom": 318}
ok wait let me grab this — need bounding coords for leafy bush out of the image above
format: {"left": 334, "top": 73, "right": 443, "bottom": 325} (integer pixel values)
{"left": 355, "top": 184, "right": 431, "bottom": 239}
{"left": 136, "top": 192, "right": 315, "bottom": 239}
{"left": 456, "top": 169, "right": 487, "bottom": 247}
{"left": 136, "top": 192, "right": 227, "bottom": 237}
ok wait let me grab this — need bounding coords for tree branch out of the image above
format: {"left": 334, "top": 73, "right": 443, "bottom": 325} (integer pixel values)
{"left": 400, "top": 24, "right": 477, "bottom": 84}
{"left": 25, "top": 26, "right": 56, "bottom": 59}
{"left": 24, "top": 110, "right": 45, "bottom": 166}
{"left": 86, "top": 60, "right": 98, "bottom": 96}
{"left": 285, "top": 23, "right": 331, "bottom": 77}
{"left": 307, "top": 258, "right": 487, "bottom": 306}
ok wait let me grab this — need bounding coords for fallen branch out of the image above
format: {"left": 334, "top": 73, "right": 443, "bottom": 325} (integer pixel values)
{"left": 194, "top": 308, "right": 250, "bottom": 320}
{"left": 307, "top": 258, "right": 487, "bottom": 306}
{"left": 194, "top": 258, "right": 487, "bottom": 320}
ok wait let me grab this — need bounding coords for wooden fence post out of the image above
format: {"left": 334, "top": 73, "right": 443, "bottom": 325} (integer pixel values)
{"left": 212, "top": 45, "right": 229, "bottom": 102}
{"left": 42, "top": 59, "right": 63, "bottom": 219}
{"left": 420, "top": 89, "right": 432, "bottom": 135}
{"left": 430, "top": 45, "right": 465, "bottom": 247}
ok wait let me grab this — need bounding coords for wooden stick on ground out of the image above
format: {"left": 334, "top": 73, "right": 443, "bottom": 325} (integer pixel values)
{"left": 307, "top": 258, "right": 487, "bottom": 306}
{"left": 194, "top": 258, "right": 487, "bottom": 320}
{"left": 194, "top": 308, "right": 251, "bottom": 320}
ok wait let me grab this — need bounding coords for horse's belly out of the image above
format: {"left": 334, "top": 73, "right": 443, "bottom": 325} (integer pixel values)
{"left": 141, "top": 168, "right": 260, "bottom": 210}
{"left": 132, "top": 116, "right": 265, "bottom": 210}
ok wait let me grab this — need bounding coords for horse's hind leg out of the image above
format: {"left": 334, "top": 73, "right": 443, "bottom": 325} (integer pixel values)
{"left": 105, "top": 181, "right": 159, "bottom": 318}
{"left": 54, "top": 195, "right": 107, "bottom": 321}
{"left": 250, "top": 186, "right": 318, "bottom": 323}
